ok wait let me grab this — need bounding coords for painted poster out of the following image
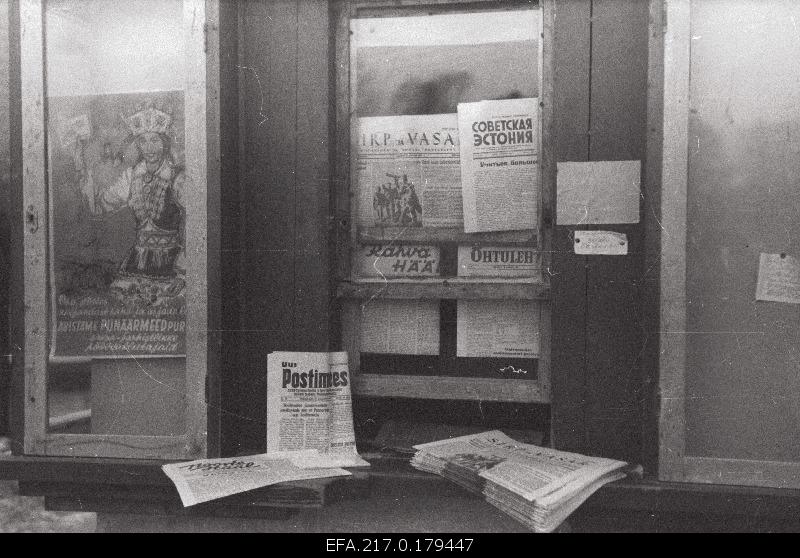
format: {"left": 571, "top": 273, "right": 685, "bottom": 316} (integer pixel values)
{"left": 48, "top": 91, "right": 187, "bottom": 358}
{"left": 356, "top": 114, "right": 463, "bottom": 228}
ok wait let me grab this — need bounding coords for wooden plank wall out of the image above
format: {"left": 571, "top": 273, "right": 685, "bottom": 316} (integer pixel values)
{"left": 0, "top": 0, "right": 9, "bottom": 437}
{"left": 552, "top": 0, "right": 649, "bottom": 463}
{"left": 224, "top": 0, "right": 331, "bottom": 454}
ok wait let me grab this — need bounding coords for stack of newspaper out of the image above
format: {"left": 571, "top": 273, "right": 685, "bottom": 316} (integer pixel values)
{"left": 411, "top": 430, "right": 629, "bottom": 533}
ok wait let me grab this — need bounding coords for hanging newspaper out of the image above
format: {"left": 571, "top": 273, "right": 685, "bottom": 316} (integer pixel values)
{"left": 356, "top": 115, "right": 463, "bottom": 229}
{"left": 266, "top": 352, "right": 369, "bottom": 468}
{"left": 458, "top": 98, "right": 539, "bottom": 233}
{"left": 456, "top": 300, "right": 540, "bottom": 358}
{"left": 457, "top": 245, "right": 541, "bottom": 278}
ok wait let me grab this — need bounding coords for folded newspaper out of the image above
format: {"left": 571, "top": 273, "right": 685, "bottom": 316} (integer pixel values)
{"left": 411, "top": 430, "right": 629, "bottom": 533}
{"left": 266, "top": 351, "right": 370, "bottom": 468}
{"left": 162, "top": 451, "right": 351, "bottom": 507}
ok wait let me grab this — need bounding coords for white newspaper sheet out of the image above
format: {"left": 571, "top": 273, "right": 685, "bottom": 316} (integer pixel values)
{"left": 360, "top": 300, "right": 440, "bottom": 355}
{"left": 755, "top": 253, "right": 800, "bottom": 304}
{"left": 161, "top": 454, "right": 350, "bottom": 507}
{"left": 456, "top": 300, "right": 539, "bottom": 358}
{"left": 356, "top": 114, "right": 462, "bottom": 228}
{"left": 457, "top": 245, "right": 541, "bottom": 278}
{"left": 458, "top": 98, "right": 539, "bottom": 233}
{"left": 266, "top": 352, "right": 369, "bottom": 468}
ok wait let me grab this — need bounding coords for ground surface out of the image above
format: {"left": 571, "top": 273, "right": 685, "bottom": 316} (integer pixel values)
{"left": 0, "top": 437, "right": 96, "bottom": 533}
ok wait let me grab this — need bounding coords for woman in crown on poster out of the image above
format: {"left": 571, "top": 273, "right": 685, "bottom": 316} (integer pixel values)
{"left": 95, "top": 104, "right": 187, "bottom": 295}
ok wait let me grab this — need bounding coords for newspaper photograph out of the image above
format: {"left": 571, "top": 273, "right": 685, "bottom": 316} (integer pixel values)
{"left": 456, "top": 300, "right": 540, "bottom": 358}
{"left": 356, "top": 115, "right": 463, "bottom": 229}
{"left": 266, "top": 352, "right": 369, "bottom": 468}
{"left": 458, "top": 98, "right": 540, "bottom": 233}
{"left": 161, "top": 454, "right": 350, "bottom": 507}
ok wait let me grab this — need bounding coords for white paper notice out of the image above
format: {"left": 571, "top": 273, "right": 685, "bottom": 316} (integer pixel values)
{"left": 573, "top": 231, "right": 628, "bottom": 255}
{"left": 360, "top": 300, "right": 440, "bottom": 355}
{"left": 458, "top": 245, "right": 541, "bottom": 278}
{"left": 356, "top": 115, "right": 462, "bottom": 228}
{"left": 161, "top": 454, "right": 350, "bottom": 507}
{"left": 755, "top": 253, "right": 800, "bottom": 304}
{"left": 357, "top": 244, "right": 440, "bottom": 278}
{"left": 557, "top": 160, "right": 641, "bottom": 225}
{"left": 456, "top": 300, "right": 540, "bottom": 358}
{"left": 266, "top": 352, "right": 369, "bottom": 468}
{"left": 458, "top": 98, "right": 539, "bottom": 233}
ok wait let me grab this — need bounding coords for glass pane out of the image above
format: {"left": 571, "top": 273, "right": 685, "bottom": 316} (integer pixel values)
{"left": 44, "top": 0, "right": 188, "bottom": 440}
{"left": 685, "top": 0, "right": 800, "bottom": 462}
{"left": 347, "top": 7, "right": 542, "bottom": 384}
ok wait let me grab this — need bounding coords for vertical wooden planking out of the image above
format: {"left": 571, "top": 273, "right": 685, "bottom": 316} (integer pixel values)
{"left": 233, "top": 0, "right": 299, "bottom": 452}
{"left": 550, "top": 0, "right": 591, "bottom": 454}
{"left": 7, "top": 0, "right": 24, "bottom": 452}
{"left": 642, "top": 0, "right": 665, "bottom": 476}
{"left": 204, "top": 0, "right": 223, "bottom": 458}
{"left": 294, "top": 0, "right": 331, "bottom": 351}
{"left": 0, "top": 0, "right": 10, "bottom": 437}
{"left": 584, "top": 0, "right": 649, "bottom": 462}
{"left": 20, "top": 0, "right": 47, "bottom": 454}
{"left": 657, "top": 0, "right": 690, "bottom": 481}
{"left": 217, "top": 0, "right": 241, "bottom": 457}
{"left": 184, "top": 0, "right": 210, "bottom": 459}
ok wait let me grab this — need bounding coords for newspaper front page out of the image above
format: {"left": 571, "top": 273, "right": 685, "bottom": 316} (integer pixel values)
{"left": 356, "top": 114, "right": 463, "bottom": 228}
{"left": 458, "top": 98, "right": 539, "bottom": 233}
{"left": 161, "top": 454, "right": 350, "bottom": 507}
{"left": 266, "top": 352, "right": 369, "bottom": 468}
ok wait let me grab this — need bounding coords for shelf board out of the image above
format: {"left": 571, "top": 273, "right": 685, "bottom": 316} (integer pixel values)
{"left": 337, "top": 278, "right": 549, "bottom": 300}
{"left": 352, "top": 374, "right": 548, "bottom": 404}
{"left": 359, "top": 226, "right": 537, "bottom": 245}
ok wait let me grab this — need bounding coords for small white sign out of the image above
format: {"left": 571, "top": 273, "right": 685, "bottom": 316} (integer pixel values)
{"left": 574, "top": 230, "right": 628, "bottom": 255}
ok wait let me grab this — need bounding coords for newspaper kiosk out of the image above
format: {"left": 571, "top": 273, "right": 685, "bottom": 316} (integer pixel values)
{"left": 1, "top": 0, "right": 800, "bottom": 532}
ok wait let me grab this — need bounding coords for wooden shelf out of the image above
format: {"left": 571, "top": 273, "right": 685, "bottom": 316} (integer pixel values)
{"left": 352, "top": 374, "right": 548, "bottom": 404}
{"left": 359, "top": 226, "right": 538, "bottom": 245}
{"left": 337, "top": 278, "right": 549, "bottom": 300}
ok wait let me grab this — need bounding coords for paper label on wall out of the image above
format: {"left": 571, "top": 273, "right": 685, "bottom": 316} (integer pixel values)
{"left": 458, "top": 98, "right": 539, "bottom": 233}
{"left": 456, "top": 300, "right": 540, "bottom": 358}
{"left": 557, "top": 160, "right": 641, "bottom": 225}
{"left": 357, "top": 244, "right": 440, "bottom": 278}
{"left": 574, "top": 231, "right": 628, "bottom": 255}
{"left": 356, "top": 115, "right": 462, "bottom": 228}
{"left": 360, "top": 300, "right": 440, "bottom": 355}
{"left": 755, "top": 253, "right": 800, "bottom": 304}
{"left": 458, "top": 245, "right": 541, "bottom": 277}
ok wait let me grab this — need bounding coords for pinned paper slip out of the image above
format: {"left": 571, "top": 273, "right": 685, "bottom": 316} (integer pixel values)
{"left": 574, "top": 231, "right": 628, "bottom": 255}
{"left": 755, "top": 253, "right": 800, "bottom": 304}
{"left": 557, "top": 160, "right": 640, "bottom": 225}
